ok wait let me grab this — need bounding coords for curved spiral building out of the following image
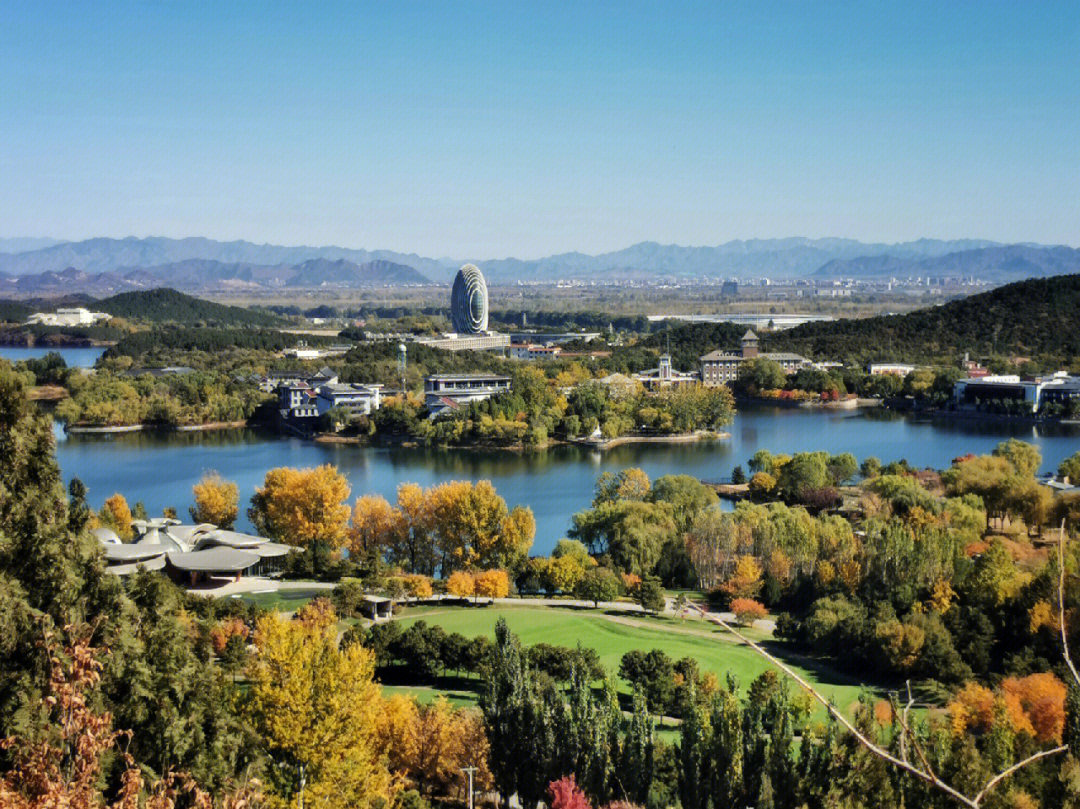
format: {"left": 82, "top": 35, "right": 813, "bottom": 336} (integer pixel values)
{"left": 450, "top": 263, "right": 489, "bottom": 334}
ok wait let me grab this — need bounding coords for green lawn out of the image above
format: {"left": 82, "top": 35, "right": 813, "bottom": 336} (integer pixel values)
{"left": 395, "top": 603, "right": 884, "bottom": 716}
{"left": 235, "top": 588, "right": 329, "bottom": 612}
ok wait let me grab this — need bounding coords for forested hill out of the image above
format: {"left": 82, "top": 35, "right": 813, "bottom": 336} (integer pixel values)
{"left": 770, "top": 274, "right": 1080, "bottom": 364}
{"left": 97, "top": 288, "right": 285, "bottom": 327}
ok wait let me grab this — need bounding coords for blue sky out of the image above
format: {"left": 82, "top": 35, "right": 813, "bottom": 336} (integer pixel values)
{"left": 2, "top": 1, "right": 1078, "bottom": 257}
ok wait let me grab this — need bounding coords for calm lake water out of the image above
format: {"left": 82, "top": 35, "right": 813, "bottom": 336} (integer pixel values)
{"left": 0, "top": 346, "right": 107, "bottom": 368}
{"left": 53, "top": 405, "right": 1080, "bottom": 555}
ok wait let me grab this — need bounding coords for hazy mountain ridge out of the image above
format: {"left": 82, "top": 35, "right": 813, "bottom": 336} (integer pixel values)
{"left": 0, "top": 257, "right": 429, "bottom": 296}
{"left": 0, "top": 236, "right": 452, "bottom": 280}
{"left": 472, "top": 238, "right": 1004, "bottom": 281}
{"left": 814, "top": 244, "right": 1080, "bottom": 281}
{"left": 3, "top": 235, "right": 1075, "bottom": 286}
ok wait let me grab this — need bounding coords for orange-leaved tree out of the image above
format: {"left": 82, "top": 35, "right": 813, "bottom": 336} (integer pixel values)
{"left": 474, "top": 569, "right": 510, "bottom": 600}
{"left": 446, "top": 571, "right": 475, "bottom": 599}
{"left": 377, "top": 694, "right": 492, "bottom": 798}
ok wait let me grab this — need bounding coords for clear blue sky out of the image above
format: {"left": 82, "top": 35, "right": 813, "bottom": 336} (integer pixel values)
{"left": 2, "top": 1, "right": 1078, "bottom": 257}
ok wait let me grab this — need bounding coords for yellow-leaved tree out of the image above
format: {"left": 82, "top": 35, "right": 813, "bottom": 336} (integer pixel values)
{"left": 249, "top": 465, "right": 351, "bottom": 548}
{"left": 474, "top": 569, "right": 510, "bottom": 599}
{"left": 190, "top": 471, "right": 239, "bottom": 528}
{"left": 426, "top": 480, "right": 535, "bottom": 573}
{"left": 378, "top": 694, "right": 493, "bottom": 798}
{"left": 445, "top": 571, "right": 475, "bottom": 598}
{"left": 248, "top": 602, "right": 391, "bottom": 809}
{"left": 351, "top": 495, "right": 406, "bottom": 558}
{"left": 100, "top": 492, "right": 133, "bottom": 539}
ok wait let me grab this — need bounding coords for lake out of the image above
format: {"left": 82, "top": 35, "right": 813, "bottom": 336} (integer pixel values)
{"left": 53, "top": 405, "right": 1080, "bottom": 555}
{"left": 1, "top": 345, "right": 107, "bottom": 368}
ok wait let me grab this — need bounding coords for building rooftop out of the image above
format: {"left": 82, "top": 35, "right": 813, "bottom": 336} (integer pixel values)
{"left": 424, "top": 373, "right": 511, "bottom": 382}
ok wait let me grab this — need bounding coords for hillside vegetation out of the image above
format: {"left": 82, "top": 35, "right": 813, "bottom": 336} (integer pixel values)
{"left": 767, "top": 274, "right": 1080, "bottom": 364}
{"left": 97, "top": 287, "right": 285, "bottom": 327}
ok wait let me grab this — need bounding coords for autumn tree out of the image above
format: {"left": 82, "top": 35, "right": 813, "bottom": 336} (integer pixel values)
{"left": 190, "top": 471, "right": 239, "bottom": 528}
{"left": 446, "top": 571, "right": 475, "bottom": 598}
{"left": 722, "top": 555, "right": 763, "bottom": 599}
{"left": 548, "top": 775, "right": 591, "bottom": 809}
{"left": 351, "top": 494, "right": 406, "bottom": 558}
{"left": 594, "top": 468, "right": 652, "bottom": 505}
{"left": 378, "top": 695, "right": 493, "bottom": 798}
{"left": 101, "top": 492, "right": 134, "bottom": 539}
{"left": 474, "top": 569, "right": 510, "bottom": 599}
{"left": 249, "top": 465, "right": 352, "bottom": 548}
{"left": 247, "top": 604, "right": 391, "bottom": 809}
{"left": 730, "top": 598, "right": 767, "bottom": 626}
{"left": 427, "top": 480, "right": 535, "bottom": 574}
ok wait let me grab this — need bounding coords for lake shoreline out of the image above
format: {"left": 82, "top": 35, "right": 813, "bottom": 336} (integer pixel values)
{"left": 313, "top": 429, "right": 730, "bottom": 452}
{"left": 66, "top": 419, "right": 250, "bottom": 434}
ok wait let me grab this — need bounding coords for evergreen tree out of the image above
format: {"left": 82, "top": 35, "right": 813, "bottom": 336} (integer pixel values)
{"left": 677, "top": 684, "right": 707, "bottom": 809}
{"left": 618, "top": 687, "right": 655, "bottom": 805}
{"left": 481, "top": 618, "right": 532, "bottom": 806}
{"left": 706, "top": 687, "right": 744, "bottom": 808}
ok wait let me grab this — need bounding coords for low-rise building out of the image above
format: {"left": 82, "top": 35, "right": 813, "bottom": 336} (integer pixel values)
{"left": 95, "top": 519, "right": 295, "bottom": 584}
{"left": 699, "top": 330, "right": 810, "bottom": 386}
{"left": 424, "top": 373, "right": 511, "bottom": 417}
{"left": 27, "top": 307, "right": 110, "bottom": 327}
{"left": 634, "top": 354, "right": 699, "bottom": 389}
{"left": 415, "top": 332, "right": 511, "bottom": 352}
{"left": 868, "top": 363, "right": 917, "bottom": 377}
{"left": 509, "top": 343, "right": 562, "bottom": 360}
{"left": 315, "top": 382, "right": 383, "bottom": 417}
{"left": 954, "top": 372, "right": 1080, "bottom": 414}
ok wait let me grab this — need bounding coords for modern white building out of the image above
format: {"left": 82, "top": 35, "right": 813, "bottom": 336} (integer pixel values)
{"left": 27, "top": 307, "right": 110, "bottom": 327}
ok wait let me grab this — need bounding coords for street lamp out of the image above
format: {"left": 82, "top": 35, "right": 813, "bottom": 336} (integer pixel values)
{"left": 460, "top": 765, "right": 477, "bottom": 809}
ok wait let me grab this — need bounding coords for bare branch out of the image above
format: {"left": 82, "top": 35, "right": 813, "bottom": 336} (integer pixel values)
{"left": 971, "top": 744, "right": 1068, "bottom": 806}
{"left": 1058, "top": 519, "right": 1080, "bottom": 689}
{"left": 689, "top": 605, "right": 979, "bottom": 807}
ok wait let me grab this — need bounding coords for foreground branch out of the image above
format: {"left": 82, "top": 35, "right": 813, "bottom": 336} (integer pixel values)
{"left": 689, "top": 604, "right": 1066, "bottom": 808}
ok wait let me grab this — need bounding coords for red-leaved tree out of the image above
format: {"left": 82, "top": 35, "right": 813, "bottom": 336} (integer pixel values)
{"left": 548, "top": 775, "right": 591, "bottom": 809}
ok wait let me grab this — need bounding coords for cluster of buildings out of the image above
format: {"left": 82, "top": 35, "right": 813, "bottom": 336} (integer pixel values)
{"left": 95, "top": 518, "right": 293, "bottom": 583}
{"left": 267, "top": 366, "right": 383, "bottom": 434}
{"left": 26, "top": 306, "right": 111, "bottom": 326}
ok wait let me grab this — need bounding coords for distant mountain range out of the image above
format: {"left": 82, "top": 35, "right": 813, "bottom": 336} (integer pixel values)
{"left": 0, "top": 257, "right": 428, "bottom": 296}
{"left": 1, "top": 235, "right": 1077, "bottom": 292}
{"left": 814, "top": 245, "right": 1080, "bottom": 282}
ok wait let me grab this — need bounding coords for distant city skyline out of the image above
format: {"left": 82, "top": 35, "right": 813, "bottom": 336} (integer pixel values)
{"left": 2, "top": 1, "right": 1078, "bottom": 257}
